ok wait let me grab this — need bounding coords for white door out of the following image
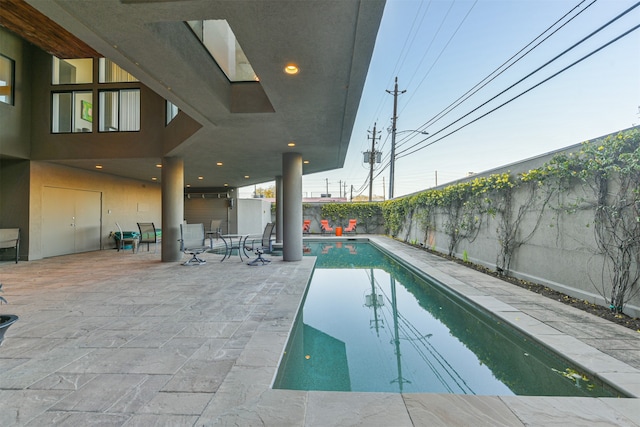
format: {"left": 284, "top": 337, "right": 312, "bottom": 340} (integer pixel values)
{"left": 42, "top": 187, "right": 102, "bottom": 257}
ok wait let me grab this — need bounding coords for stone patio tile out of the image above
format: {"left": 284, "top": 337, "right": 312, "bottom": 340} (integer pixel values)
{"left": 534, "top": 334, "right": 637, "bottom": 374}
{"left": 125, "top": 414, "right": 199, "bottom": 426}
{"left": 305, "top": 391, "right": 412, "bottom": 427}
{"left": 0, "top": 389, "right": 70, "bottom": 426}
{"left": 403, "top": 394, "right": 525, "bottom": 427}
{"left": 28, "top": 372, "right": 97, "bottom": 391}
{"left": 198, "top": 365, "right": 275, "bottom": 420}
{"left": 600, "top": 398, "right": 640, "bottom": 425}
{"left": 62, "top": 346, "right": 196, "bottom": 375}
{"left": 198, "top": 389, "right": 307, "bottom": 427}
{"left": 107, "top": 374, "right": 172, "bottom": 414}
{"left": 50, "top": 373, "right": 149, "bottom": 411}
{"left": 75, "top": 329, "right": 142, "bottom": 348}
{"left": 177, "top": 321, "right": 241, "bottom": 338}
{"left": 598, "top": 372, "right": 640, "bottom": 398}
{"left": 0, "top": 347, "right": 93, "bottom": 389}
{"left": 490, "top": 311, "right": 566, "bottom": 336}
{"left": 162, "top": 359, "right": 235, "bottom": 393}
{"left": 0, "top": 337, "right": 69, "bottom": 358}
{"left": 26, "top": 411, "right": 131, "bottom": 426}
{"left": 467, "top": 295, "right": 519, "bottom": 312}
{"left": 601, "top": 349, "right": 640, "bottom": 370}
{"left": 138, "top": 391, "right": 213, "bottom": 415}
{"left": 500, "top": 396, "right": 640, "bottom": 426}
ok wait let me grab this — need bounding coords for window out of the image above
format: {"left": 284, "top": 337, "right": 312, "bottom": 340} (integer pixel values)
{"left": 0, "top": 54, "right": 15, "bottom": 105}
{"left": 52, "top": 91, "right": 93, "bottom": 133}
{"left": 166, "top": 100, "right": 179, "bottom": 124}
{"left": 99, "top": 89, "right": 140, "bottom": 132}
{"left": 52, "top": 58, "right": 93, "bottom": 84}
{"left": 99, "top": 58, "right": 138, "bottom": 83}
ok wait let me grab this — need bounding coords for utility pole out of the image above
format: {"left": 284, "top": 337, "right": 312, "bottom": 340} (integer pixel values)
{"left": 386, "top": 77, "right": 406, "bottom": 199}
{"left": 350, "top": 185, "right": 354, "bottom": 202}
{"left": 343, "top": 182, "right": 347, "bottom": 200}
{"left": 382, "top": 177, "right": 386, "bottom": 200}
{"left": 338, "top": 180, "right": 342, "bottom": 198}
{"left": 367, "top": 123, "right": 381, "bottom": 202}
{"left": 325, "top": 178, "right": 329, "bottom": 197}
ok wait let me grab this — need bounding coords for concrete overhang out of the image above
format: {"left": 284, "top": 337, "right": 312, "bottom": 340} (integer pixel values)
{"left": 23, "top": 0, "right": 385, "bottom": 188}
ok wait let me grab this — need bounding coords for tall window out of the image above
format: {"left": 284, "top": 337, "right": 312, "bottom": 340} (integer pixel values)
{"left": 99, "top": 89, "right": 140, "bottom": 132}
{"left": 0, "top": 54, "right": 15, "bottom": 105}
{"left": 52, "top": 91, "right": 93, "bottom": 133}
{"left": 99, "top": 58, "right": 138, "bottom": 83}
{"left": 52, "top": 58, "right": 93, "bottom": 84}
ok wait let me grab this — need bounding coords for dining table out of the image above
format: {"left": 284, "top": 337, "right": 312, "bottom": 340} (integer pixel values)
{"left": 218, "top": 234, "right": 251, "bottom": 262}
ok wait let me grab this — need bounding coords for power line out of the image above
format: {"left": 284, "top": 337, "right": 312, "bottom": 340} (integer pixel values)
{"left": 409, "top": 0, "right": 596, "bottom": 133}
{"left": 397, "top": 22, "right": 640, "bottom": 160}
{"left": 396, "top": 2, "right": 640, "bottom": 158}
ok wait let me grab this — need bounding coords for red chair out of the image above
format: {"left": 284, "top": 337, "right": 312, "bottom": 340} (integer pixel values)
{"left": 303, "top": 220, "right": 311, "bottom": 234}
{"left": 344, "top": 219, "right": 357, "bottom": 234}
{"left": 320, "top": 220, "right": 333, "bottom": 234}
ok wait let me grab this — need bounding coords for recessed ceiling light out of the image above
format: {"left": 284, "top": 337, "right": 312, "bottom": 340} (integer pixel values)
{"left": 288, "top": 142, "right": 296, "bottom": 147}
{"left": 151, "top": 177, "right": 157, "bottom": 181}
{"left": 303, "top": 160, "right": 310, "bottom": 164}
{"left": 186, "top": 184, "right": 191, "bottom": 187}
{"left": 244, "top": 175, "right": 250, "bottom": 179}
{"left": 224, "top": 183, "right": 229, "bottom": 187}
{"left": 95, "top": 165, "right": 103, "bottom": 169}
{"left": 156, "top": 164, "right": 162, "bottom": 168}
{"left": 216, "top": 162, "right": 223, "bottom": 166}
{"left": 284, "top": 64, "right": 299, "bottom": 75}
{"left": 198, "top": 176, "right": 204, "bottom": 180}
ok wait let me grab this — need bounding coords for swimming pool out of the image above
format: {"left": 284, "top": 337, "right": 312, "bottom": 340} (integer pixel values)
{"left": 273, "top": 240, "right": 623, "bottom": 396}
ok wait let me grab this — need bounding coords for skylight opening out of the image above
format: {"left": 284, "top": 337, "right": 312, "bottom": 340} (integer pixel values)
{"left": 187, "top": 19, "right": 258, "bottom": 82}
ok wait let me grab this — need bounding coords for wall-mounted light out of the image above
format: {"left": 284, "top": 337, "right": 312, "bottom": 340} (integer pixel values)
{"left": 288, "top": 142, "right": 296, "bottom": 147}
{"left": 216, "top": 162, "right": 223, "bottom": 166}
{"left": 198, "top": 176, "right": 204, "bottom": 180}
{"left": 95, "top": 165, "right": 103, "bottom": 169}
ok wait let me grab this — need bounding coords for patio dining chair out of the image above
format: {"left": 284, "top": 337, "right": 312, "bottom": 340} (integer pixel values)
{"left": 247, "top": 222, "right": 276, "bottom": 266}
{"left": 137, "top": 222, "right": 159, "bottom": 253}
{"left": 115, "top": 222, "right": 139, "bottom": 253}
{"left": 179, "top": 223, "right": 209, "bottom": 265}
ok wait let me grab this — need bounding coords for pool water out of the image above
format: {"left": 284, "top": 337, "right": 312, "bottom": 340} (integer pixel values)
{"left": 273, "top": 241, "right": 622, "bottom": 396}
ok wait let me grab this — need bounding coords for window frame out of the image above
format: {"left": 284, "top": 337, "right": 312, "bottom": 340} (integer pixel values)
{"left": 0, "top": 54, "right": 15, "bottom": 106}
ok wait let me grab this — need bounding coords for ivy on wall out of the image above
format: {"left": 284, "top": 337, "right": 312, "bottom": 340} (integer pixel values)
{"left": 379, "top": 129, "right": 640, "bottom": 313}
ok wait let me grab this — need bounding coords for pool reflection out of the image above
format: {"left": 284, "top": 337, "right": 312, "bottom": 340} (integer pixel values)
{"left": 274, "top": 242, "right": 621, "bottom": 396}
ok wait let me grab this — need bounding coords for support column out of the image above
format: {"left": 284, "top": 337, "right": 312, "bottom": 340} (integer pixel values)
{"left": 161, "top": 156, "right": 184, "bottom": 262}
{"left": 282, "top": 152, "right": 302, "bottom": 261}
{"left": 275, "top": 175, "right": 283, "bottom": 244}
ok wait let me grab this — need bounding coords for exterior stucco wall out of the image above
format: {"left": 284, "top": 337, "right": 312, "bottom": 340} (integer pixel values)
{"left": 28, "top": 162, "right": 161, "bottom": 260}
{"left": 399, "top": 129, "right": 640, "bottom": 317}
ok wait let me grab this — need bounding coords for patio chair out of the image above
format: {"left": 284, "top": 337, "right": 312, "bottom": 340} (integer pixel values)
{"left": 0, "top": 228, "right": 20, "bottom": 263}
{"left": 137, "top": 222, "right": 159, "bottom": 252}
{"left": 247, "top": 222, "right": 276, "bottom": 266}
{"left": 320, "top": 219, "right": 333, "bottom": 234}
{"left": 303, "top": 219, "right": 311, "bottom": 234}
{"left": 115, "top": 222, "right": 139, "bottom": 253}
{"left": 344, "top": 219, "right": 357, "bottom": 234}
{"left": 179, "top": 223, "right": 209, "bottom": 265}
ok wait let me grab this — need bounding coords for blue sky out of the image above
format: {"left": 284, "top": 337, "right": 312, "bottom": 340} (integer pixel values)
{"left": 241, "top": 0, "right": 640, "bottom": 199}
